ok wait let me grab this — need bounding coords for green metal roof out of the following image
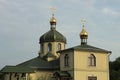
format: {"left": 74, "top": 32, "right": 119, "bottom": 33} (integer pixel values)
{"left": 40, "top": 29, "right": 66, "bottom": 43}
{"left": 1, "top": 56, "right": 59, "bottom": 73}
{"left": 43, "top": 52, "right": 56, "bottom": 58}
{"left": 58, "top": 44, "right": 111, "bottom": 53}
{"left": 1, "top": 66, "right": 34, "bottom": 73}
{"left": 17, "top": 56, "right": 60, "bottom": 70}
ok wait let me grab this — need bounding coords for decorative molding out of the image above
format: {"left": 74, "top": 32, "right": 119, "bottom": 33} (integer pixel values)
{"left": 73, "top": 68, "right": 108, "bottom": 72}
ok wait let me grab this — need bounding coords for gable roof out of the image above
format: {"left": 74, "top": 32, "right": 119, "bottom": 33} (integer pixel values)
{"left": 16, "top": 56, "right": 60, "bottom": 70}
{"left": 43, "top": 52, "right": 56, "bottom": 58}
{"left": 1, "top": 56, "right": 60, "bottom": 73}
{"left": 1, "top": 66, "right": 34, "bottom": 73}
{"left": 58, "top": 45, "right": 111, "bottom": 53}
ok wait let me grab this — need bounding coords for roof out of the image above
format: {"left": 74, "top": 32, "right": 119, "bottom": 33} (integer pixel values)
{"left": 1, "top": 56, "right": 59, "bottom": 73}
{"left": 1, "top": 66, "right": 34, "bottom": 73}
{"left": 58, "top": 44, "right": 111, "bottom": 53}
{"left": 43, "top": 52, "right": 56, "bottom": 58}
{"left": 40, "top": 29, "right": 66, "bottom": 43}
{"left": 16, "top": 56, "right": 60, "bottom": 70}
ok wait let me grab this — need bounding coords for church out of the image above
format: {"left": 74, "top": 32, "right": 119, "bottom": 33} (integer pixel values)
{"left": 0, "top": 9, "right": 111, "bottom": 80}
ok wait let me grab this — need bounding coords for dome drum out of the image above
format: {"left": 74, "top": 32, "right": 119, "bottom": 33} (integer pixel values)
{"left": 80, "top": 35, "right": 88, "bottom": 39}
{"left": 50, "top": 22, "right": 56, "bottom": 26}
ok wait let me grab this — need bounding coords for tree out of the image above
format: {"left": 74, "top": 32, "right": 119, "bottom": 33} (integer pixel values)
{"left": 109, "top": 57, "right": 120, "bottom": 80}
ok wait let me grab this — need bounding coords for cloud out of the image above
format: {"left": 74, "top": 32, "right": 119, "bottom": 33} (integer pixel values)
{"left": 102, "top": 8, "right": 120, "bottom": 17}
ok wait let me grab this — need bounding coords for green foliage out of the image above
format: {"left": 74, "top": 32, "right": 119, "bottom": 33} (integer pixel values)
{"left": 109, "top": 57, "right": 120, "bottom": 80}
{"left": 0, "top": 73, "right": 4, "bottom": 80}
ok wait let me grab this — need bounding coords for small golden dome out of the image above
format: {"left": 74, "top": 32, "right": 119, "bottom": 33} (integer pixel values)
{"left": 50, "top": 15, "right": 57, "bottom": 26}
{"left": 80, "top": 27, "right": 88, "bottom": 39}
{"left": 80, "top": 28, "right": 88, "bottom": 36}
{"left": 50, "top": 16, "right": 56, "bottom": 23}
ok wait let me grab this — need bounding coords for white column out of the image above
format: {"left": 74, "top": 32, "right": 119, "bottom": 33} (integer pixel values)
{"left": 26, "top": 73, "right": 28, "bottom": 80}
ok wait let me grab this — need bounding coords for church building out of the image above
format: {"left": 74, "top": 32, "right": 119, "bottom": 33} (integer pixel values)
{"left": 0, "top": 9, "right": 111, "bottom": 80}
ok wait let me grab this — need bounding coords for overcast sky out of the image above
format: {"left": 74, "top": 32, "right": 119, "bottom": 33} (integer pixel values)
{"left": 0, "top": 0, "right": 120, "bottom": 69}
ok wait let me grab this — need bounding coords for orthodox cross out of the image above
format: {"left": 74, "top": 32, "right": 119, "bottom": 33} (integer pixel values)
{"left": 50, "top": 6, "right": 56, "bottom": 16}
{"left": 81, "top": 18, "right": 86, "bottom": 26}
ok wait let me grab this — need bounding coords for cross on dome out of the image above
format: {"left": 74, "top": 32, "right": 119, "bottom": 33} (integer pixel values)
{"left": 50, "top": 6, "right": 56, "bottom": 16}
{"left": 81, "top": 18, "right": 86, "bottom": 27}
{"left": 80, "top": 18, "right": 88, "bottom": 45}
{"left": 50, "top": 6, "right": 57, "bottom": 30}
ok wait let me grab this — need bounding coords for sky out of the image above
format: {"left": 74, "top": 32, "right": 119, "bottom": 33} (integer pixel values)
{"left": 0, "top": 0, "right": 120, "bottom": 69}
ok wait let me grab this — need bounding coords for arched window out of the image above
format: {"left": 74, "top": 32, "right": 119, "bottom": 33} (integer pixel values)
{"left": 88, "top": 54, "right": 96, "bottom": 66}
{"left": 57, "top": 43, "right": 61, "bottom": 51}
{"left": 64, "top": 54, "right": 69, "bottom": 66}
{"left": 21, "top": 73, "right": 26, "bottom": 78}
{"left": 64, "top": 44, "right": 65, "bottom": 49}
{"left": 88, "top": 76, "right": 97, "bottom": 80}
{"left": 48, "top": 43, "right": 52, "bottom": 52}
{"left": 14, "top": 73, "right": 19, "bottom": 80}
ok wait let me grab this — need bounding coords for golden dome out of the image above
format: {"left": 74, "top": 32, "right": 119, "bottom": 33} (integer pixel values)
{"left": 80, "top": 27, "right": 88, "bottom": 39}
{"left": 80, "top": 28, "right": 88, "bottom": 36}
{"left": 50, "top": 15, "right": 57, "bottom": 26}
{"left": 50, "top": 16, "right": 56, "bottom": 23}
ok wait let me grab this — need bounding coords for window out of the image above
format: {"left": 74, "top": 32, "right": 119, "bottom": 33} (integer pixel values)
{"left": 64, "top": 54, "right": 69, "bottom": 66}
{"left": 21, "top": 73, "right": 26, "bottom": 78}
{"left": 57, "top": 43, "right": 61, "bottom": 51}
{"left": 14, "top": 73, "right": 18, "bottom": 77}
{"left": 14, "top": 73, "right": 19, "bottom": 80}
{"left": 88, "top": 54, "right": 96, "bottom": 66}
{"left": 88, "top": 76, "right": 97, "bottom": 80}
{"left": 48, "top": 43, "right": 52, "bottom": 52}
{"left": 64, "top": 44, "right": 65, "bottom": 49}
